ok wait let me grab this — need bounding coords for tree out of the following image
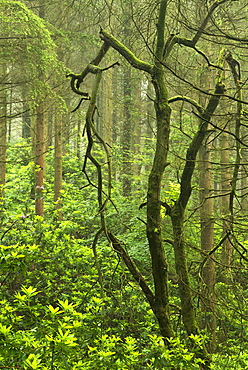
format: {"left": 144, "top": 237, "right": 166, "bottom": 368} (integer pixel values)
{"left": 68, "top": 1, "right": 248, "bottom": 368}
{"left": 35, "top": 102, "right": 45, "bottom": 217}
{"left": 0, "top": 0, "right": 66, "bottom": 216}
{"left": 54, "top": 113, "right": 63, "bottom": 220}
{"left": 0, "top": 64, "right": 7, "bottom": 200}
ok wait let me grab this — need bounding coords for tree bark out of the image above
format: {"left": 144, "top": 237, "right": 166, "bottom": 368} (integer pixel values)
{"left": 220, "top": 130, "right": 232, "bottom": 270}
{"left": 170, "top": 83, "right": 225, "bottom": 368}
{"left": 122, "top": 64, "right": 132, "bottom": 196}
{"left": 145, "top": 0, "right": 174, "bottom": 342}
{"left": 0, "top": 64, "right": 7, "bottom": 200}
{"left": 35, "top": 103, "right": 45, "bottom": 217}
{"left": 54, "top": 114, "right": 63, "bottom": 220}
{"left": 198, "top": 66, "right": 216, "bottom": 353}
{"left": 199, "top": 142, "right": 216, "bottom": 353}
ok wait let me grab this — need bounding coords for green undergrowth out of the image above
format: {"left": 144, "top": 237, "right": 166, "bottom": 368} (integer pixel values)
{"left": 0, "top": 140, "right": 247, "bottom": 369}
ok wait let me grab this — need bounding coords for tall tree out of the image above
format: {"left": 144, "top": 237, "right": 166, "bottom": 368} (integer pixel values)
{"left": 34, "top": 0, "right": 47, "bottom": 217}
{"left": 35, "top": 102, "right": 45, "bottom": 217}
{"left": 199, "top": 140, "right": 216, "bottom": 352}
{"left": 68, "top": 1, "right": 246, "bottom": 368}
{"left": 0, "top": 0, "right": 63, "bottom": 215}
{"left": 122, "top": 64, "right": 133, "bottom": 196}
{"left": 0, "top": 66, "right": 7, "bottom": 200}
{"left": 198, "top": 65, "right": 216, "bottom": 352}
{"left": 54, "top": 114, "right": 63, "bottom": 220}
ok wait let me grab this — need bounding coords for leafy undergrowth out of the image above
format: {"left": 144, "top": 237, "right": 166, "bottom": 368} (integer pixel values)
{"left": 1, "top": 142, "right": 247, "bottom": 369}
{"left": 0, "top": 227, "right": 246, "bottom": 369}
{"left": 1, "top": 230, "right": 202, "bottom": 370}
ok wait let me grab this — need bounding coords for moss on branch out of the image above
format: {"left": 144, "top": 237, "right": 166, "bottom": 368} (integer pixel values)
{"left": 169, "top": 96, "right": 203, "bottom": 114}
{"left": 100, "top": 29, "right": 153, "bottom": 74}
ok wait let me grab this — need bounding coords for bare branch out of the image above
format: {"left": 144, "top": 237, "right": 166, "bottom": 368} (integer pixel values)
{"left": 192, "top": 0, "right": 230, "bottom": 45}
{"left": 99, "top": 29, "right": 153, "bottom": 74}
{"left": 107, "top": 231, "right": 155, "bottom": 309}
{"left": 168, "top": 96, "right": 203, "bottom": 114}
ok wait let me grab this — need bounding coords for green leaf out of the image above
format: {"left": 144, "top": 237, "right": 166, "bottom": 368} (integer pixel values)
{"left": 21, "top": 286, "right": 40, "bottom": 298}
{"left": 47, "top": 305, "right": 64, "bottom": 315}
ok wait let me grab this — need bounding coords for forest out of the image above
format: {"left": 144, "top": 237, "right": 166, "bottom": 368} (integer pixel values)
{"left": 0, "top": 0, "right": 248, "bottom": 369}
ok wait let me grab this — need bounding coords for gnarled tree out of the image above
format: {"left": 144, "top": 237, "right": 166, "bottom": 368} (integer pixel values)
{"left": 68, "top": 1, "right": 242, "bottom": 368}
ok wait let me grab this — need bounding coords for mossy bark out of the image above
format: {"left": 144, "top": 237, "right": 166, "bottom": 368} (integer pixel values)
{"left": 145, "top": 0, "right": 174, "bottom": 341}
{"left": 146, "top": 79, "right": 173, "bottom": 339}
{"left": 170, "top": 83, "right": 225, "bottom": 369}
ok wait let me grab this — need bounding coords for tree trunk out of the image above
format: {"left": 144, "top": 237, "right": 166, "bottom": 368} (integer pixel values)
{"left": 133, "top": 75, "right": 142, "bottom": 179}
{"left": 219, "top": 131, "right": 232, "bottom": 270}
{"left": 34, "top": 0, "right": 47, "bottom": 217}
{"left": 170, "top": 82, "right": 224, "bottom": 369}
{"left": 240, "top": 128, "right": 248, "bottom": 212}
{"left": 35, "top": 103, "right": 45, "bottom": 217}
{"left": 54, "top": 114, "right": 63, "bottom": 220}
{"left": 76, "top": 119, "right": 81, "bottom": 159}
{"left": 0, "top": 65, "right": 7, "bottom": 200}
{"left": 199, "top": 142, "right": 216, "bottom": 353}
{"left": 198, "top": 65, "right": 216, "bottom": 352}
{"left": 102, "top": 69, "right": 113, "bottom": 148}
{"left": 122, "top": 64, "right": 132, "bottom": 196}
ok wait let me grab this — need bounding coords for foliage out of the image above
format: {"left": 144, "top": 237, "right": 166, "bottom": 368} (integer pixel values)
{"left": 1, "top": 0, "right": 248, "bottom": 368}
{"left": 0, "top": 0, "right": 66, "bottom": 107}
{"left": 0, "top": 221, "right": 199, "bottom": 369}
{"left": 0, "top": 0, "right": 56, "bottom": 63}
{"left": 1, "top": 140, "right": 247, "bottom": 369}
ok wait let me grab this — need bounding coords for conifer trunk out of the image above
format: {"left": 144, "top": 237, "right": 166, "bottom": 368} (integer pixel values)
{"left": 0, "top": 64, "right": 7, "bottom": 200}
{"left": 35, "top": 104, "right": 45, "bottom": 217}
{"left": 54, "top": 114, "right": 63, "bottom": 220}
{"left": 199, "top": 142, "right": 216, "bottom": 352}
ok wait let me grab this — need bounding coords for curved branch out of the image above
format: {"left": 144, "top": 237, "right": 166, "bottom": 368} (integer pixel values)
{"left": 99, "top": 29, "right": 153, "bottom": 74}
{"left": 199, "top": 232, "right": 231, "bottom": 280}
{"left": 194, "top": 46, "right": 224, "bottom": 70}
{"left": 107, "top": 231, "right": 155, "bottom": 309}
{"left": 192, "top": 0, "right": 230, "bottom": 45}
{"left": 71, "top": 97, "right": 89, "bottom": 113}
{"left": 76, "top": 41, "right": 110, "bottom": 87}
{"left": 163, "top": 62, "right": 248, "bottom": 105}
{"left": 192, "top": 110, "right": 248, "bottom": 148}
{"left": 168, "top": 96, "right": 203, "bottom": 114}
{"left": 177, "top": 82, "right": 225, "bottom": 210}
{"left": 67, "top": 41, "right": 110, "bottom": 96}
{"left": 163, "top": 0, "right": 231, "bottom": 59}
{"left": 67, "top": 73, "right": 89, "bottom": 97}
